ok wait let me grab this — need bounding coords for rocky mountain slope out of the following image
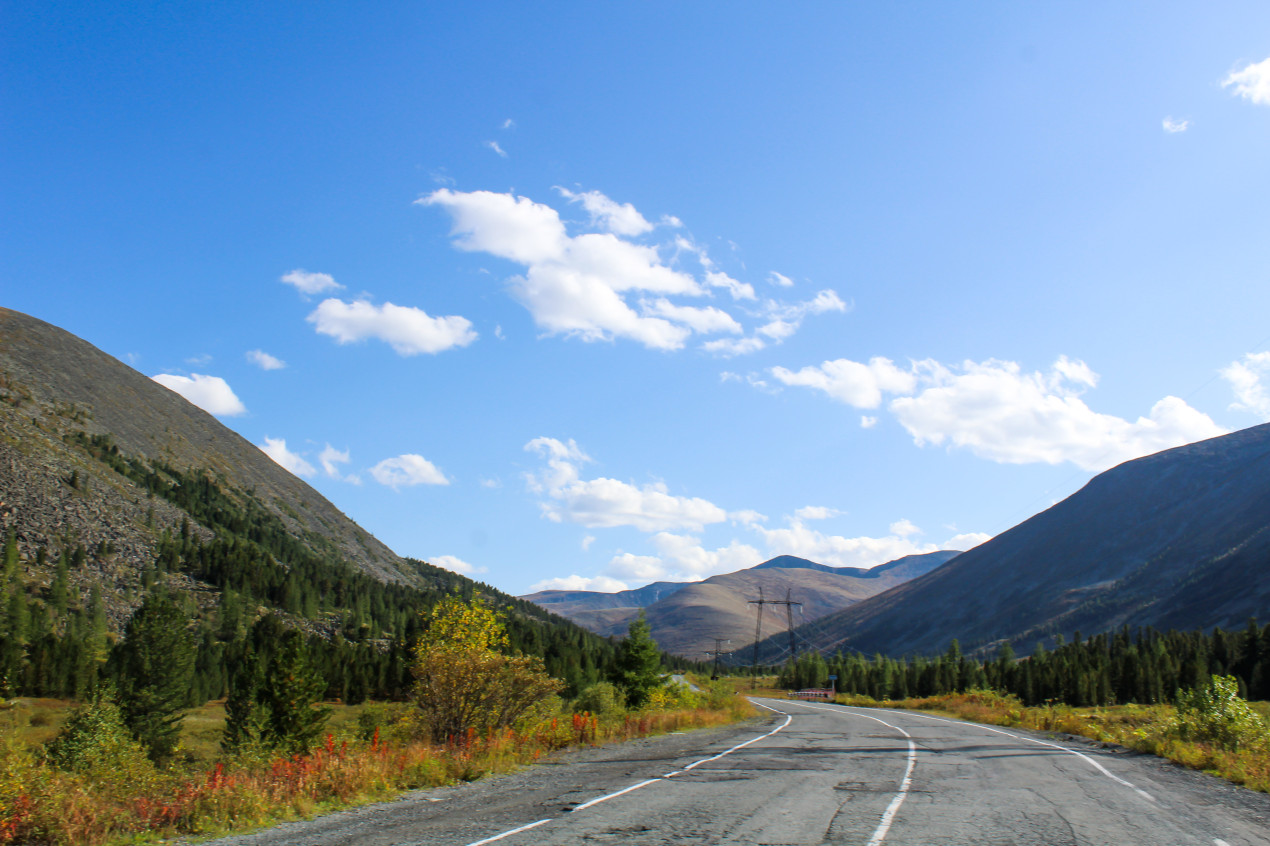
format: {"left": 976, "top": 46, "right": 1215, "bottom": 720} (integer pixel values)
{"left": 777, "top": 423, "right": 1270, "bottom": 660}
{"left": 524, "top": 551, "right": 959, "bottom": 658}
{"left": 0, "top": 307, "right": 411, "bottom": 590}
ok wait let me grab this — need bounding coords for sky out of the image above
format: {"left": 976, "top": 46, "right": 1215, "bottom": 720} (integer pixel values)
{"left": 3, "top": 3, "right": 1269, "bottom": 596}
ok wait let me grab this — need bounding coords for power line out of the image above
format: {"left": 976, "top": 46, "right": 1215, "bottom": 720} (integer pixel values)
{"left": 748, "top": 587, "right": 802, "bottom": 687}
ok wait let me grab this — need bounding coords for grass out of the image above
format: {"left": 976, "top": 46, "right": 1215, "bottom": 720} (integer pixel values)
{"left": 0, "top": 689, "right": 755, "bottom": 845}
{"left": 832, "top": 689, "right": 1270, "bottom": 793}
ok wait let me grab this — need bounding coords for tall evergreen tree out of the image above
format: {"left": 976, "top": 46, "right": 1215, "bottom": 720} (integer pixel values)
{"left": 611, "top": 611, "right": 662, "bottom": 709}
{"left": 114, "top": 587, "right": 196, "bottom": 761}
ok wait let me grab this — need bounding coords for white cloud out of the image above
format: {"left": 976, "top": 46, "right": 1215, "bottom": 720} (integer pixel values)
{"left": 772, "top": 356, "right": 915, "bottom": 408}
{"left": 1162, "top": 116, "right": 1190, "bottom": 133}
{"left": 889, "top": 518, "right": 920, "bottom": 537}
{"left": 529, "top": 574, "right": 630, "bottom": 593}
{"left": 318, "top": 444, "right": 355, "bottom": 482}
{"left": 768, "top": 271, "right": 794, "bottom": 288}
{"left": 943, "top": 532, "right": 990, "bottom": 551}
{"left": 705, "top": 290, "right": 848, "bottom": 358}
{"left": 308, "top": 298, "right": 477, "bottom": 355}
{"left": 501, "top": 118, "right": 515, "bottom": 130}
{"left": 557, "top": 187, "right": 654, "bottom": 237}
{"left": 794, "top": 506, "right": 842, "bottom": 521}
{"left": 861, "top": 415, "right": 878, "bottom": 428}
{"left": 258, "top": 437, "right": 316, "bottom": 478}
{"left": 431, "top": 554, "right": 487, "bottom": 575}
{"left": 370, "top": 454, "right": 450, "bottom": 489}
{"left": 581, "top": 535, "right": 596, "bottom": 551}
{"left": 642, "top": 299, "right": 742, "bottom": 334}
{"left": 603, "top": 533, "right": 762, "bottom": 584}
{"left": 703, "top": 336, "right": 768, "bottom": 357}
{"left": 750, "top": 518, "right": 939, "bottom": 570}
{"left": 524, "top": 437, "right": 729, "bottom": 531}
{"left": 246, "top": 349, "right": 286, "bottom": 370}
{"left": 420, "top": 188, "right": 848, "bottom": 354}
{"left": 485, "top": 140, "right": 508, "bottom": 158}
{"left": 1223, "top": 57, "right": 1270, "bottom": 106}
{"left": 151, "top": 373, "right": 247, "bottom": 417}
{"left": 889, "top": 359, "right": 1225, "bottom": 471}
{"left": 705, "top": 271, "right": 756, "bottom": 301}
{"left": 773, "top": 354, "right": 1225, "bottom": 472}
{"left": 1221, "top": 351, "right": 1270, "bottom": 420}
{"left": 281, "top": 269, "right": 342, "bottom": 296}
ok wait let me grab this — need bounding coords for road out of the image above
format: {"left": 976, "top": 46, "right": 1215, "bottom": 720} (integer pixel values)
{"left": 201, "top": 697, "right": 1270, "bottom": 845}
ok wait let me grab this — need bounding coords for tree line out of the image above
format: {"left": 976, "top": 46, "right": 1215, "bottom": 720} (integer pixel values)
{"left": 0, "top": 432, "right": 628, "bottom": 704}
{"left": 778, "top": 622, "right": 1270, "bottom": 705}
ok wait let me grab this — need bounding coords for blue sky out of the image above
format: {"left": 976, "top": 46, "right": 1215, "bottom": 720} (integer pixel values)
{"left": 4, "top": 3, "right": 1269, "bottom": 595}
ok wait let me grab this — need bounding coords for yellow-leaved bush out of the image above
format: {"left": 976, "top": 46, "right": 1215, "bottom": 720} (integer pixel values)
{"left": 410, "top": 595, "right": 563, "bottom": 744}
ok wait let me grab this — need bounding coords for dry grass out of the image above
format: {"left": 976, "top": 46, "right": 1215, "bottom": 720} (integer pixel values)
{"left": 0, "top": 696, "right": 755, "bottom": 845}
{"left": 835, "top": 690, "right": 1270, "bottom": 793}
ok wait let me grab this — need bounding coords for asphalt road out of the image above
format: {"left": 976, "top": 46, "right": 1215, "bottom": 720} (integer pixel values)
{"left": 200, "top": 697, "right": 1270, "bottom": 845}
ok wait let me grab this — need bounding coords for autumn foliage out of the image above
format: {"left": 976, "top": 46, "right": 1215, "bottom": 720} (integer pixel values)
{"left": 410, "top": 596, "right": 564, "bottom": 744}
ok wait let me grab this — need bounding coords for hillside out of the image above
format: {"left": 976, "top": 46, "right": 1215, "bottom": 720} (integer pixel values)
{"left": 0, "top": 307, "right": 616, "bottom": 699}
{"left": 778, "top": 424, "right": 1270, "bottom": 660}
{"left": 525, "top": 551, "right": 959, "bottom": 658}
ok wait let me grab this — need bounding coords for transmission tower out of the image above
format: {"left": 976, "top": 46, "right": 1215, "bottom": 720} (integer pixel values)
{"left": 704, "top": 638, "right": 730, "bottom": 680}
{"left": 748, "top": 587, "right": 802, "bottom": 688}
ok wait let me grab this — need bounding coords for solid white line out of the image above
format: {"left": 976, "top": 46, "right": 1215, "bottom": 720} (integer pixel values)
{"left": 867, "top": 738, "right": 917, "bottom": 846}
{"left": 464, "top": 818, "right": 553, "bottom": 846}
{"left": 766, "top": 698, "right": 919, "bottom": 846}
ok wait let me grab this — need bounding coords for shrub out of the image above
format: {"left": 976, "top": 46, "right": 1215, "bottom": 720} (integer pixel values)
{"left": 41, "top": 694, "right": 155, "bottom": 791}
{"left": 1167, "top": 675, "right": 1267, "bottom": 751}
{"left": 572, "top": 682, "right": 625, "bottom": 717}
{"left": 411, "top": 596, "right": 563, "bottom": 744}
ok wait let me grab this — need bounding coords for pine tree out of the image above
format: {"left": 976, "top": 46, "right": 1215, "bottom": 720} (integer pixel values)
{"left": 611, "top": 611, "right": 662, "bottom": 708}
{"left": 222, "top": 647, "right": 271, "bottom": 755}
{"left": 114, "top": 587, "right": 196, "bottom": 761}
{"left": 263, "top": 632, "right": 330, "bottom": 755}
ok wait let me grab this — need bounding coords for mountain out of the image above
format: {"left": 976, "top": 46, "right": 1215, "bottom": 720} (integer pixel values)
{"left": 525, "top": 580, "right": 688, "bottom": 615}
{"left": 524, "top": 551, "right": 959, "bottom": 658}
{"left": 0, "top": 308, "right": 616, "bottom": 699}
{"left": 0, "top": 307, "right": 412, "bottom": 589}
{"left": 781, "top": 424, "right": 1270, "bottom": 660}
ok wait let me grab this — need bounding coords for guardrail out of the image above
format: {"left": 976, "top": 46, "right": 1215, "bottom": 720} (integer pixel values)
{"left": 788, "top": 688, "right": 835, "bottom": 700}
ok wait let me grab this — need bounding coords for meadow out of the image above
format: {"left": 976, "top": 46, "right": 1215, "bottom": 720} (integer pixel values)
{"left": 836, "top": 688, "right": 1270, "bottom": 792}
{"left": 0, "top": 682, "right": 753, "bottom": 845}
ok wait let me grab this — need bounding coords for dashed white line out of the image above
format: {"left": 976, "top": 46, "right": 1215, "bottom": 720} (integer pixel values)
{"left": 462, "top": 707, "right": 792, "bottom": 846}
{"left": 464, "top": 818, "right": 552, "bottom": 845}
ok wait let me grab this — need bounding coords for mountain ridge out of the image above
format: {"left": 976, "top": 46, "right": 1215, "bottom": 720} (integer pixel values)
{"left": 768, "top": 423, "right": 1270, "bottom": 660}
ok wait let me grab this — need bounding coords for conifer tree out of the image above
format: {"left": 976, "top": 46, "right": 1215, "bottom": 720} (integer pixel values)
{"left": 611, "top": 611, "right": 662, "bottom": 708}
{"left": 263, "top": 631, "right": 330, "bottom": 754}
{"left": 114, "top": 587, "right": 195, "bottom": 761}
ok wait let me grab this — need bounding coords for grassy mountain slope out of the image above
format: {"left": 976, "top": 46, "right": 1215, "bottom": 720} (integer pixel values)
{"left": 784, "top": 423, "right": 1270, "bottom": 660}
{"left": 525, "top": 551, "right": 959, "bottom": 658}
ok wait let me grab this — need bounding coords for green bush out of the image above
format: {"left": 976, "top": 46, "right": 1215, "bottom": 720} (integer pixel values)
{"left": 41, "top": 694, "right": 155, "bottom": 790}
{"left": 1168, "top": 675, "right": 1267, "bottom": 751}
{"left": 572, "top": 682, "right": 626, "bottom": 716}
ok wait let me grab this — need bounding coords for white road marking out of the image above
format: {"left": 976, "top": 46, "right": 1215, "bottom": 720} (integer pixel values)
{"left": 464, "top": 818, "right": 552, "bottom": 845}
{"left": 767, "top": 698, "right": 918, "bottom": 846}
{"left": 570, "top": 778, "right": 662, "bottom": 812}
{"left": 885, "top": 707, "right": 1155, "bottom": 802}
{"left": 463, "top": 706, "right": 793, "bottom": 845}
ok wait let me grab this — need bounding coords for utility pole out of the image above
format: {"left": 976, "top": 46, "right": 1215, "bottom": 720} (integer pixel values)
{"left": 704, "top": 638, "right": 730, "bottom": 681}
{"left": 748, "top": 587, "right": 802, "bottom": 689}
